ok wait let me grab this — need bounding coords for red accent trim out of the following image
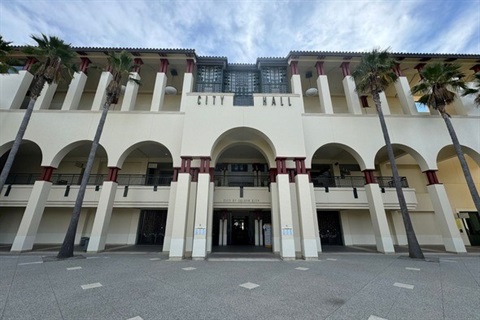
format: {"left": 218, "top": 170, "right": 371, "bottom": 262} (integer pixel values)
{"left": 290, "top": 61, "right": 299, "bottom": 75}
{"left": 414, "top": 63, "right": 426, "bottom": 79}
{"left": 269, "top": 168, "right": 277, "bottom": 183}
{"left": 180, "top": 157, "right": 192, "bottom": 173}
{"left": 288, "top": 169, "right": 295, "bottom": 183}
{"left": 160, "top": 59, "right": 169, "bottom": 73}
{"left": 186, "top": 59, "right": 195, "bottom": 73}
{"left": 340, "top": 62, "right": 350, "bottom": 77}
{"left": 425, "top": 170, "right": 440, "bottom": 185}
{"left": 199, "top": 157, "right": 211, "bottom": 173}
{"left": 172, "top": 168, "right": 179, "bottom": 182}
{"left": 315, "top": 61, "right": 325, "bottom": 76}
{"left": 209, "top": 168, "right": 215, "bottom": 182}
{"left": 40, "top": 166, "right": 55, "bottom": 181}
{"left": 191, "top": 168, "right": 199, "bottom": 182}
{"left": 275, "top": 158, "right": 287, "bottom": 174}
{"left": 307, "top": 169, "right": 312, "bottom": 183}
{"left": 470, "top": 64, "right": 480, "bottom": 73}
{"left": 23, "top": 57, "right": 37, "bottom": 71}
{"left": 107, "top": 167, "right": 120, "bottom": 182}
{"left": 294, "top": 157, "right": 307, "bottom": 175}
{"left": 80, "top": 58, "right": 91, "bottom": 74}
{"left": 106, "top": 65, "right": 113, "bottom": 73}
{"left": 393, "top": 64, "right": 403, "bottom": 76}
{"left": 133, "top": 58, "right": 143, "bottom": 73}
{"left": 363, "top": 170, "right": 376, "bottom": 185}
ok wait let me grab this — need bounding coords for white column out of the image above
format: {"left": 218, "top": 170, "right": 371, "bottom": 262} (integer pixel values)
{"left": 291, "top": 74, "right": 305, "bottom": 113}
{"left": 394, "top": 76, "right": 420, "bottom": 115}
{"left": 277, "top": 174, "right": 296, "bottom": 260}
{"left": 169, "top": 172, "right": 191, "bottom": 259}
{"left": 206, "top": 181, "right": 214, "bottom": 253}
{"left": 290, "top": 183, "right": 301, "bottom": 255}
{"left": 254, "top": 219, "right": 260, "bottom": 246}
{"left": 317, "top": 75, "right": 334, "bottom": 114}
{"left": 270, "top": 182, "right": 281, "bottom": 253}
{"left": 259, "top": 219, "right": 264, "bottom": 246}
{"left": 390, "top": 210, "right": 407, "bottom": 245}
{"left": 180, "top": 73, "right": 194, "bottom": 112}
{"left": 379, "top": 91, "right": 391, "bottom": 115}
{"left": 121, "top": 72, "right": 141, "bottom": 111}
{"left": 310, "top": 184, "right": 322, "bottom": 252}
{"left": 222, "top": 218, "right": 228, "bottom": 245}
{"left": 11, "top": 180, "right": 51, "bottom": 251}
{"left": 87, "top": 181, "right": 118, "bottom": 252}
{"left": 184, "top": 180, "right": 197, "bottom": 255}
{"left": 33, "top": 82, "right": 57, "bottom": 110}
{"left": 62, "top": 72, "right": 87, "bottom": 110}
{"left": 365, "top": 183, "right": 395, "bottom": 253}
{"left": 340, "top": 211, "right": 354, "bottom": 246}
{"left": 295, "top": 174, "right": 319, "bottom": 259}
{"left": 127, "top": 210, "right": 141, "bottom": 245}
{"left": 427, "top": 184, "right": 466, "bottom": 253}
{"left": 91, "top": 71, "right": 113, "bottom": 111}
{"left": 0, "top": 70, "right": 33, "bottom": 109}
{"left": 163, "top": 181, "right": 177, "bottom": 252}
{"left": 192, "top": 173, "right": 210, "bottom": 259}
{"left": 218, "top": 219, "right": 224, "bottom": 246}
{"left": 151, "top": 72, "right": 167, "bottom": 111}
{"left": 343, "top": 76, "right": 362, "bottom": 114}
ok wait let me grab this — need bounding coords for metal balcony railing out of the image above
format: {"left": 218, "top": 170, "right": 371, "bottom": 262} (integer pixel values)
{"left": 214, "top": 173, "right": 270, "bottom": 187}
{"left": 312, "top": 176, "right": 409, "bottom": 188}
{"left": 116, "top": 174, "right": 173, "bottom": 186}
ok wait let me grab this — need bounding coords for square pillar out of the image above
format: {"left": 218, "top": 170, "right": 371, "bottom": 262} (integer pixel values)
{"left": 192, "top": 173, "right": 210, "bottom": 259}
{"left": 62, "top": 72, "right": 87, "bottom": 110}
{"left": 11, "top": 180, "right": 52, "bottom": 251}
{"left": 0, "top": 70, "right": 33, "bottom": 109}
{"left": 276, "top": 174, "right": 296, "bottom": 260}
{"left": 87, "top": 181, "right": 118, "bottom": 252}
{"left": 168, "top": 172, "right": 191, "bottom": 259}
{"left": 394, "top": 76, "right": 420, "bottom": 115}
{"left": 121, "top": 72, "right": 141, "bottom": 111}
{"left": 151, "top": 72, "right": 167, "bottom": 111}
{"left": 317, "top": 75, "right": 334, "bottom": 114}
{"left": 92, "top": 71, "right": 113, "bottom": 111}
{"left": 365, "top": 183, "right": 395, "bottom": 253}
{"left": 33, "top": 82, "right": 58, "bottom": 110}
{"left": 342, "top": 76, "right": 362, "bottom": 114}
{"left": 379, "top": 91, "right": 391, "bottom": 115}
{"left": 295, "top": 174, "right": 319, "bottom": 259}
{"left": 163, "top": 181, "right": 177, "bottom": 252}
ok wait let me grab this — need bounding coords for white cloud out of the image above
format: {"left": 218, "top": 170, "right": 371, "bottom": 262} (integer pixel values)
{"left": 0, "top": 0, "right": 478, "bottom": 62}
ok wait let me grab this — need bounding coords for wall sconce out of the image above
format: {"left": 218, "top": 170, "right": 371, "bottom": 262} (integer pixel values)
{"left": 305, "top": 71, "right": 318, "bottom": 97}
{"left": 165, "top": 69, "right": 178, "bottom": 95}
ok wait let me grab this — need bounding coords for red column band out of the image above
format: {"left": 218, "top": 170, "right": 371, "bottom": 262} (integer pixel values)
{"left": 209, "top": 168, "right": 215, "bottom": 182}
{"left": 107, "top": 167, "right": 120, "bottom": 182}
{"left": 393, "top": 63, "right": 403, "bottom": 76}
{"left": 160, "top": 59, "right": 169, "bottom": 73}
{"left": 269, "top": 168, "right": 277, "bottom": 183}
{"left": 275, "top": 158, "right": 287, "bottom": 174}
{"left": 199, "top": 157, "right": 211, "bottom": 173}
{"left": 363, "top": 170, "right": 376, "bottom": 185}
{"left": 172, "top": 168, "right": 179, "bottom": 182}
{"left": 294, "top": 157, "right": 307, "bottom": 175}
{"left": 80, "top": 58, "right": 91, "bottom": 74}
{"left": 180, "top": 157, "right": 192, "bottom": 173}
{"left": 425, "top": 170, "right": 440, "bottom": 185}
{"left": 191, "top": 168, "right": 199, "bottom": 182}
{"left": 133, "top": 58, "right": 143, "bottom": 73}
{"left": 186, "top": 59, "right": 195, "bottom": 73}
{"left": 315, "top": 61, "right": 325, "bottom": 76}
{"left": 40, "top": 166, "right": 55, "bottom": 182}
{"left": 23, "top": 57, "right": 37, "bottom": 71}
{"left": 340, "top": 62, "right": 350, "bottom": 77}
{"left": 290, "top": 61, "right": 299, "bottom": 75}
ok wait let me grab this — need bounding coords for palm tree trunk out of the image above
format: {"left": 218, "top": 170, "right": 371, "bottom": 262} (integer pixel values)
{"left": 441, "top": 113, "right": 480, "bottom": 213}
{"left": 373, "top": 91, "right": 424, "bottom": 259}
{"left": 0, "top": 97, "right": 38, "bottom": 193}
{"left": 57, "top": 98, "right": 112, "bottom": 259}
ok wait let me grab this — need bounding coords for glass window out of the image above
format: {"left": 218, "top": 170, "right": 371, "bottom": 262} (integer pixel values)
{"left": 260, "top": 67, "right": 288, "bottom": 93}
{"left": 196, "top": 65, "right": 223, "bottom": 93}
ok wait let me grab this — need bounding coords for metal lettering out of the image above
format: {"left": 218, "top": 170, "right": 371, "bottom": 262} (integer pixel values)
{"left": 205, "top": 95, "right": 208, "bottom": 105}
{"left": 263, "top": 97, "right": 267, "bottom": 106}
{"left": 288, "top": 97, "right": 292, "bottom": 106}
{"left": 197, "top": 96, "right": 201, "bottom": 105}
{"left": 280, "top": 96, "right": 284, "bottom": 106}
{"left": 221, "top": 96, "right": 224, "bottom": 105}
{"left": 271, "top": 97, "right": 276, "bottom": 106}
{"left": 213, "top": 96, "right": 216, "bottom": 105}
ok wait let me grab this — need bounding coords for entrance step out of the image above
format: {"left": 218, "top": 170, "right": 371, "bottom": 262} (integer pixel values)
{"left": 207, "top": 252, "right": 281, "bottom": 261}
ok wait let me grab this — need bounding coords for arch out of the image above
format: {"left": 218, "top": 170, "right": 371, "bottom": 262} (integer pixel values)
{"left": 116, "top": 140, "right": 174, "bottom": 169}
{"left": 437, "top": 144, "right": 480, "bottom": 166}
{"left": 0, "top": 140, "right": 43, "bottom": 177}
{"left": 50, "top": 140, "right": 108, "bottom": 168}
{"left": 0, "top": 140, "right": 42, "bottom": 161}
{"left": 374, "top": 143, "right": 430, "bottom": 171}
{"left": 311, "top": 142, "right": 367, "bottom": 170}
{"left": 211, "top": 127, "right": 277, "bottom": 167}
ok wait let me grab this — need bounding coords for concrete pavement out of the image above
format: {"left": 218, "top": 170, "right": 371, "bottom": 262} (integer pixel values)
{"left": 0, "top": 251, "right": 479, "bottom": 320}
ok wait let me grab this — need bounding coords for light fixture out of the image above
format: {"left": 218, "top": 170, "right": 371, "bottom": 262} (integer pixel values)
{"left": 165, "top": 69, "right": 178, "bottom": 95}
{"left": 305, "top": 71, "right": 318, "bottom": 97}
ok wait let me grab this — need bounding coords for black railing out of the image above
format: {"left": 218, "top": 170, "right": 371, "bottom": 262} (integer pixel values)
{"left": 4, "top": 173, "right": 173, "bottom": 186}
{"left": 312, "top": 176, "right": 409, "bottom": 188}
{"left": 214, "top": 173, "right": 270, "bottom": 187}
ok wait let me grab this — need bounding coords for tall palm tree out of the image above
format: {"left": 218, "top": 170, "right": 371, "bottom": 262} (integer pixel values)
{"left": 0, "top": 35, "right": 15, "bottom": 73}
{"left": 463, "top": 72, "right": 480, "bottom": 106}
{"left": 57, "top": 51, "right": 140, "bottom": 259}
{"left": 411, "top": 63, "right": 480, "bottom": 214}
{"left": 0, "top": 34, "right": 76, "bottom": 193}
{"left": 352, "top": 48, "right": 424, "bottom": 259}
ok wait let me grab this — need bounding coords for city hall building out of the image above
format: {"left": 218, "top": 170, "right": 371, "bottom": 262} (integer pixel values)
{"left": 0, "top": 48, "right": 479, "bottom": 260}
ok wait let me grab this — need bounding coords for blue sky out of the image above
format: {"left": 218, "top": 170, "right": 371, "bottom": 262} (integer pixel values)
{"left": 1, "top": 0, "right": 479, "bottom": 63}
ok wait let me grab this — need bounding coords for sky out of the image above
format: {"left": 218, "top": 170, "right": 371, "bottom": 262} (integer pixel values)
{"left": 0, "top": 0, "right": 479, "bottom": 63}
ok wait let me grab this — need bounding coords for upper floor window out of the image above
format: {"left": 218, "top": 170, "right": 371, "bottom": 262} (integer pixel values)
{"left": 196, "top": 65, "right": 223, "bottom": 93}
{"left": 260, "top": 67, "right": 288, "bottom": 93}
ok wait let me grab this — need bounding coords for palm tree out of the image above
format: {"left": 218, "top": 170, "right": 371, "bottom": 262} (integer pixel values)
{"left": 0, "top": 34, "right": 76, "bottom": 193}
{"left": 352, "top": 48, "right": 424, "bottom": 259}
{"left": 411, "top": 63, "right": 480, "bottom": 214}
{"left": 0, "top": 35, "right": 15, "bottom": 73}
{"left": 463, "top": 72, "right": 480, "bottom": 106}
{"left": 57, "top": 51, "right": 140, "bottom": 259}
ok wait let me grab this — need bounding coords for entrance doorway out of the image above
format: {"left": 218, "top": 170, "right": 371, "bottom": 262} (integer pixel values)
{"left": 137, "top": 210, "right": 167, "bottom": 245}
{"left": 460, "top": 212, "right": 480, "bottom": 246}
{"left": 317, "top": 211, "right": 343, "bottom": 245}
{"left": 212, "top": 210, "right": 272, "bottom": 251}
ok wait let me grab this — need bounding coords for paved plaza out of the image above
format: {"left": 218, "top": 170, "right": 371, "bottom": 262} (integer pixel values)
{"left": 0, "top": 250, "right": 479, "bottom": 320}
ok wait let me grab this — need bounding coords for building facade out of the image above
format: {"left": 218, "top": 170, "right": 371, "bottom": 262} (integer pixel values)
{"left": 0, "top": 48, "right": 479, "bottom": 259}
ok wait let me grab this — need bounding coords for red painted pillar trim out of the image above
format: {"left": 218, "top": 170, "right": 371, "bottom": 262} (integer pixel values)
{"left": 172, "top": 167, "right": 179, "bottom": 182}
{"left": 133, "top": 58, "right": 143, "bottom": 73}
{"left": 80, "top": 58, "right": 91, "bottom": 74}
{"left": 393, "top": 63, "right": 403, "bottom": 76}
{"left": 414, "top": 63, "right": 426, "bottom": 79}
{"left": 209, "top": 168, "right": 215, "bottom": 182}
{"left": 269, "top": 168, "right": 277, "bottom": 183}
{"left": 290, "top": 61, "right": 299, "bottom": 75}
{"left": 363, "top": 170, "right": 376, "bottom": 185}
{"left": 40, "top": 166, "right": 55, "bottom": 182}
{"left": 191, "top": 168, "right": 199, "bottom": 182}
{"left": 306, "top": 169, "right": 312, "bottom": 183}
{"left": 340, "top": 62, "right": 350, "bottom": 77}
{"left": 424, "top": 170, "right": 441, "bottom": 185}
{"left": 294, "top": 157, "right": 306, "bottom": 175}
{"left": 470, "top": 64, "right": 480, "bottom": 73}
{"left": 315, "top": 61, "right": 325, "bottom": 76}
{"left": 288, "top": 169, "right": 295, "bottom": 183}
{"left": 275, "top": 158, "right": 287, "bottom": 174}
{"left": 180, "top": 157, "right": 192, "bottom": 173}
{"left": 107, "top": 167, "right": 120, "bottom": 182}
{"left": 160, "top": 59, "right": 169, "bottom": 73}
{"left": 186, "top": 59, "right": 195, "bottom": 73}
{"left": 23, "top": 57, "right": 37, "bottom": 71}
{"left": 199, "top": 157, "right": 211, "bottom": 173}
